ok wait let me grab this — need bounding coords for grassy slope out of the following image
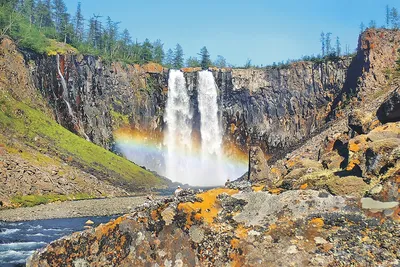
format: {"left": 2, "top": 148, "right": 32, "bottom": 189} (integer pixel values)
{"left": 0, "top": 92, "right": 168, "bottom": 191}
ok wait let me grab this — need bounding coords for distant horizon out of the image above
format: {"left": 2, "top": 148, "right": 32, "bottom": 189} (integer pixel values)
{"left": 64, "top": 0, "right": 399, "bottom": 66}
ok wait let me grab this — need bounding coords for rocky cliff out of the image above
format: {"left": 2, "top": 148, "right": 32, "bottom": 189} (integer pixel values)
{"left": 24, "top": 44, "right": 352, "bottom": 160}
{"left": 0, "top": 39, "right": 169, "bottom": 207}
{"left": 27, "top": 53, "right": 168, "bottom": 150}
{"left": 27, "top": 28, "right": 400, "bottom": 267}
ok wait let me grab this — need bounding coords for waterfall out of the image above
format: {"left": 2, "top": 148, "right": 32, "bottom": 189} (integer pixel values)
{"left": 164, "top": 70, "right": 193, "bottom": 185}
{"left": 119, "top": 69, "right": 247, "bottom": 186}
{"left": 197, "top": 70, "right": 225, "bottom": 185}
{"left": 56, "top": 54, "right": 90, "bottom": 141}
{"left": 56, "top": 54, "right": 74, "bottom": 118}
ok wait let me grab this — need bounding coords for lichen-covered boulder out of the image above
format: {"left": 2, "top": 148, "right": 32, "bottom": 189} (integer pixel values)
{"left": 28, "top": 188, "right": 400, "bottom": 267}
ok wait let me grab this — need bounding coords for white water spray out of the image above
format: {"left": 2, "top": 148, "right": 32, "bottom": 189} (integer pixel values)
{"left": 164, "top": 70, "right": 194, "bottom": 185}
{"left": 197, "top": 70, "right": 225, "bottom": 185}
{"left": 56, "top": 54, "right": 74, "bottom": 118}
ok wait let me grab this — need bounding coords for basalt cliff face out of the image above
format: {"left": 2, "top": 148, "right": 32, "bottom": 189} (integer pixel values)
{"left": 19, "top": 29, "right": 400, "bottom": 162}
{"left": 27, "top": 54, "right": 168, "bottom": 150}
{"left": 26, "top": 44, "right": 351, "bottom": 158}
{"left": 28, "top": 29, "right": 400, "bottom": 266}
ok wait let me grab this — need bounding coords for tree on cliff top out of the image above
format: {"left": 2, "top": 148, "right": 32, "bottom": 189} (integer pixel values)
{"left": 73, "top": 2, "right": 84, "bottom": 42}
{"left": 173, "top": 44, "right": 184, "bottom": 69}
{"left": 164, "top": 48, "right": 174, "bottom": 68}
{"left": 214, "top": 55, "right": 227, "bottom": 68}
{"left": 391, "top": 7, "right": 399, "bottom": 29}
{"left": 199, "top": 46, "right": 211, "bottom": 69}
{"left": 320, "top": 32, "right": 325, "bottom": 56}
{"left": 186, "top": 57, "right": 200, "bottom": 67}
{"left": 152, "top": 39, "right": 164, "bottom": 64}
{"left": 140, "top": 38, "right": 153, "bottom": 63}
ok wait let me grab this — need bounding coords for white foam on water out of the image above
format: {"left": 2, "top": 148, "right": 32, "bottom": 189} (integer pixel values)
{"left": 0, "top": 229, "right": 20, "bottom": 235}
{"left": 0, "top": 242, "right": 46, "bottom": 251}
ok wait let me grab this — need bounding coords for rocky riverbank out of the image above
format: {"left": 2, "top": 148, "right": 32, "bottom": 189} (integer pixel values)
{"left": 0, "top": 196, "right": 157, "bottom": 222}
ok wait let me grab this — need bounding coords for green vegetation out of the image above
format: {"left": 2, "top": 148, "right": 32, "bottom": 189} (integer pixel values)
{"left": 199, "top": 46, "right": 211, "bottom": 70}
{"left": 11, "top": 193, "right": 94, "bottom": 207}
{"left": 110, "top": 109, "right": 130, "bottom": 128}
{"left": 0, "top": 92, "right": 167, "bottom": 190}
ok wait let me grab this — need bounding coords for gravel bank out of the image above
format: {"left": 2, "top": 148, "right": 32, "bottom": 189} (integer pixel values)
{"left": 0, "top": 196, "right": 157, "bottom": 222}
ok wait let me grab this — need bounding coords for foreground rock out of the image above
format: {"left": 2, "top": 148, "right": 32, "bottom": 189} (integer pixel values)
{"left": 28, "top": 188, "right": 399, "bottom": 266}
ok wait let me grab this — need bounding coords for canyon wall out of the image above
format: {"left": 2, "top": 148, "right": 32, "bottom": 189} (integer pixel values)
{"left": 26, "top": 51, "right": 353, "bottom": 160}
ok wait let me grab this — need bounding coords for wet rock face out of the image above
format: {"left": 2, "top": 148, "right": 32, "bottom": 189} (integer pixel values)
{"left": 29, "top": 55, "right": 168, "bottom": 149}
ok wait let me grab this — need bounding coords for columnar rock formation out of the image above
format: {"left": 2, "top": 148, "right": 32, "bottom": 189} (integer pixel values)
{"left": 25, "top": 48, "right": 351, "bottom": 160}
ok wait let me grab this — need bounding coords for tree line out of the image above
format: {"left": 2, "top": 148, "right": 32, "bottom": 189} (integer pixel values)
{"left": 360, "top": 5, "right": 399, "bottom": 32}
{"left": 0, "top": 0, "right": 229, "bottom": 68}
{"left": 1, "top": 1, "right": 397, "bottom": 70}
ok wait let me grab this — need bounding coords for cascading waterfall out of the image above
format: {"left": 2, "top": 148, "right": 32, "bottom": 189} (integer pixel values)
{"left": 164, "top": 70, "right": 194, "bottom": 185}
{"left": 56, "top": 54, "right": 74, "bottom": 118}
{"left": 56, "top": 54, "right": 90, "bottom": 141}
{"left": 116, "top": 69, "right": 247, "bottom": 187}
{"left": 197, "top": 70, "right": 225, "bottom": 185}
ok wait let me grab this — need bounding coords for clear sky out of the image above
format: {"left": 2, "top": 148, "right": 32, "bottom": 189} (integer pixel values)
{"left": 64, "top": 0, "right": 398, "bottom": 66}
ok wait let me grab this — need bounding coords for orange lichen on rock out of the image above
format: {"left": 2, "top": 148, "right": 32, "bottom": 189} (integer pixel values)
{"left": 349, "top": 141, "right": 360, "bottom": 152}
{"left": 94, "top": 216, "right": 125, "bottom": 240}
{"left": 142, "top": 62, "right": 163, "bottom": 73}
{"left": 346, "top": 159, "right": 361, "bottom": 171}
{"left": 309, "top": 218, "right": 324, "bottom": 228}
{"left": 271, "top": 167, "right": 281, "bottom": 175}
{"left": 235, "top": 224, "right": 249, "bottom": 239}
{"left": 181, "top": 67, "right": 202, "bottom": 73}
{"left": 300, "top": 183, "right": 308, "bottom": 190}
{"left": 268, "top": 188, "right": 282, "bottom": 194}
{"left": 178, "top": 188, "right": 239, "bottom": 227}
{"left": 252, "top": 185, "right": 264, "bottom": 192}
{"left": 230, "top": 238, "right": 240, "bottom": 248}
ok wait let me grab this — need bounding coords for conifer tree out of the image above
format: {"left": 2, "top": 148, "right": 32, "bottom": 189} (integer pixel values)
{"left": 186, "top": 57, "right": 200, "bottom": 67}
{"left": 325, "top": 32, "right": 332, "bottom": 55}
{"left": 320, "top": 32, "right": 325, "bottom": 56}
{"left": 35, "top": 0, "right": 53, "bottom": 29}
{"left": 152, "top": 39, "right": 164, "bottom": 64}
{"left": 368, "top": 20, "right": 376, "bottom": 29}
{"left": 335, "top": 36, "right": 341, "bottom": 56}
{"left": 21, "top": 0, "right": 35, "bottom": 25}
{"left": 198, "top": 46, "right": 211, "bottom": 69}
{"left": 386, "top": 5, "right": 391, "bottom": 28}
{"left": 140, "top": 38, "right": 153, "bottom": 63}
{"left": 214, "top": 55, "right": 227, "bottom": 68}
{"left": 73, "top": 2, "right": 84, "bottom": 42}
{"left": 173, "top": 44, "right": 184, "bottom": 69}
{"left": 164, "top": 48, "right": 174, "bottom": 68}
{"left": 391, "top": 7, "right": 399, "bottom": 29}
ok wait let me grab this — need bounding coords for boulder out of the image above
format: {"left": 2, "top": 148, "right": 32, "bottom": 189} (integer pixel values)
{"left": 348, "top": 109, "right": 373, "bottom": 134}
{"left": 248, "top": 146, "right": 273, "bottom": 185}
{"left": 321, "top": 151, "right": 345, "bottom": 170}
{"left": 377, "top": 88, "right": 400, "bottom": 123}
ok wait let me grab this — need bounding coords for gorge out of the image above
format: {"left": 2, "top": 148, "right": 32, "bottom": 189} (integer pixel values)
{"left": 1, "top": 27, "right": 400, "bottom": 266}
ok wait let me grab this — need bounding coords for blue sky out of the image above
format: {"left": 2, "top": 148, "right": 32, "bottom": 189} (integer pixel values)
{"left": 65, "top": 0, "right": 398, "bottom": 66}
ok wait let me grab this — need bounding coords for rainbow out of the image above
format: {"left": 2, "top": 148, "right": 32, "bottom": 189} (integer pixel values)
{"left": 114, "top": 128, "right": 248, "bottom": 186}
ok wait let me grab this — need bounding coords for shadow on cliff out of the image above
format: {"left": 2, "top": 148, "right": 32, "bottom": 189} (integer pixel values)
{"left": 325, "top": 36, "right": 366, "bottom": 122}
